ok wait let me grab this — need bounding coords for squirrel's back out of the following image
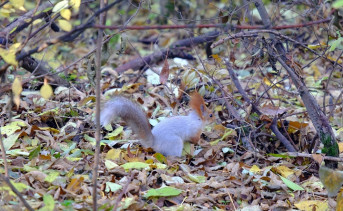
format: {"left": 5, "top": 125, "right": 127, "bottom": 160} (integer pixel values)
{"left": 151, "top": 111, "right": 205, "bottom": 156}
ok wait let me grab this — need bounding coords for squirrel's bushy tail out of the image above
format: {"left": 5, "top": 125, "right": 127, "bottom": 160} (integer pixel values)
{"left": 100, "top": 96, "right": 154, "bottom": 148}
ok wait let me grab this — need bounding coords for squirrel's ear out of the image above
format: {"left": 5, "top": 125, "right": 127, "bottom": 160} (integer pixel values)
{"left": 200, "top": 104, "right": 205, "bottom": 113}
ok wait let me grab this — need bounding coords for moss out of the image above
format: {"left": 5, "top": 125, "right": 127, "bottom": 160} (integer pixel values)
{"left": 321, "top": 132, "right": 339, "bottom": 157}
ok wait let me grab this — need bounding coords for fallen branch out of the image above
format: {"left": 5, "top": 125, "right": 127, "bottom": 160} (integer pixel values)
{"left": 284, "top": 152, "right": 343, "bottom": 162}
{"left": 115, "top": 30, "right": 220, "bottom": 73}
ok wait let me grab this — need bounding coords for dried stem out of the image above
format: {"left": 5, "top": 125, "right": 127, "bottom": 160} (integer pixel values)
{"left": 92, "top": 0, "right": 105, "bottom": 209}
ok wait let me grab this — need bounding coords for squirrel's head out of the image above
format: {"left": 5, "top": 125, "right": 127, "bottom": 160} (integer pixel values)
{"left": 190, "top": 92, "right": 214, "bottom": 122}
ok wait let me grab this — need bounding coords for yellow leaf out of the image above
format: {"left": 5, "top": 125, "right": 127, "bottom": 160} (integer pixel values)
{"left": 17, "top": 6, "right": 26, "bottom": 11}
{"left": 212, "top": 54, "right": 222, "bottom": 63}
{"left": 311, "top": 64, "right": 321, "bottom": 80}
{"left": 337, "top": 191, "right": 343, "bottom": 210}
{"left": 0, "top": 43, "right": 21, "bottom": 66}
{"left": 40, "top": 78, "right": 53, "bottom": 100}
{"left": 0, "top": 8, "right": 12, "bottom": 18}
{"left": 32, "top": 19, "right": 43, "bottom": 25}
{"left": 250, "top": 165, "right": 261, "bottom": 173}
{"left": 60, "top": 8, "right": 71, "bottom": 20}
{"left": 3, "top": 4, "right": 12, "bottom": 9}
{"left": 58, "top": 19, "right": 72, "bottom": 32}
{"left": 327, "top": 55, "right": 342, "bottom": 64}
{"left": 13, "top": 95, "right": 20, "bottom": 109}
{"left": 11, "top": 43, "right": 21, "bottom": 50}
{"left": 12, "top": 76, "right": 22, "bottom": 109}
{"left": 105, "top": 149, "right": 122, "bottom": 160}
{"left": 66, "top": 177, "right": 84, "bottom": 193}
{"left": 275, "top": 165, "right": 295, "bottom": 178}
{"left": 70, "top": 0, "right": 81, "bottom": 10}
{"left": 9, "top": 0, "right": 25, "bottom": 9}
{"left": 12, "top": 76, "right": 22, "bottom": 96}
{"left": 339, "top": 142, "right": 343, "bottom": 153}
{"left": 294, "top": 200, "right": 328, "bottom": 211}
{"left": 263, "top": 77, "right": 281, "bottom": 87}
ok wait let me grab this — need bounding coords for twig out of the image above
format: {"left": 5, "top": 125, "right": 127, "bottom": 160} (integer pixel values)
{"left": 1, "top": 2, "right": 52, "bottom": 35}
{"left": 0, "top": 127, "right": 8, "bottom": 177}
{"left": 0, "top": 174, "right": 34, "bottom": 211}
{"left": 252, "top": 0, "right": 338, "bottom": 167}
{"left": 224, "top": 58, "right": 296, "bottom": 152}
{"left": 15, "top": 0, "right": 125, "bottom": 62}
{"left": 213, "top": 78, "right": 243, "bottom": 121}
{"left": 113, "top": 173, "right": 134, "bottom": 210}
{"left": 224, "top": 59, "right": 261, "bottom": 115}
{"left": 92, "top": 0, "right": 105, "bottom": 209}
{"left": 212, "top": 29, "right": 343, "bottom": 69}
{"left": 93, "top": 18, "right": 331, "bottom": 30}
{"left": 0, "top": 0, "right": 9, "bottom": 8}
{"left": 269, "top": 117, "right": 297, "bottom": 152}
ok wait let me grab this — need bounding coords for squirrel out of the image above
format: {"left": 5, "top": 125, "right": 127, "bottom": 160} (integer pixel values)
{"left": 99, "top": 92, "right": 214, "bottom": 157}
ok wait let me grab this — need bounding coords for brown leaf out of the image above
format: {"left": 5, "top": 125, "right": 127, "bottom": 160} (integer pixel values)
{"left": 160, "top": 57, "right": 169, "bottom": 84}
{"left": 66, "top": 177, "right": 84, "bottom": 193}
{"left": 311, "top": 154, "right": 323, "bottom": 164}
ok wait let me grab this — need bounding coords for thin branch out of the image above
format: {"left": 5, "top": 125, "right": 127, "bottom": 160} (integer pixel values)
{"left": 93, "top": 18, "right": 330, "bottom": 30}
{"left": 0, "top": 0, "right": 9, "bottom": 8}
{"left": 251, "top": 0, "right": 338, "bottom": 167}
{"left": 224, "top": 58, "right": 296, "bottom": 152}
{"left": 0, "top": 127, "right": 8, "bottom": 177}
{"left": 270, "top": 117, "right": 297, "bottom": 152}
{"left": 212, "top": 29, "right": 343, "bottom": 69}
{"left": 0, "top": 174, "right": 34, "bottom": 211}
{"left": 113, "top": 173, "right": 134, "bottom": 210}
{"left": 92, "top": 0, "right": 105, "bottom": 208}
{"left": 15, "top": 0, "right": 125, "bottom": 62}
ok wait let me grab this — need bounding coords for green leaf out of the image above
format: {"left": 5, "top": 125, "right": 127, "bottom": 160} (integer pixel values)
{"left": 61, "top": 200, "right": 74, "bottom": 207}
{"left": 105, "top": 160, "right": 118, "bottom": 170}
{"left": 267, "top": 153, "right": 294, "bottom": 158}
{"left": 333, "top": 0, "right": 343, "bottom": 8}
{"left": 38, "top": 194, "right": 55, "bottom": 211}
{"left": 280, "top": 175, "right": 304, "bottom": 191}
{"left": 11, "top": 181, "right": 28, "bottom": 192}
{"left": 105, "top": 182, "right": 122, "bottom": 193}
{"left": 329, "top": 37, "right": 343, "bottom": 51}
{"left": 121, "top": 162, "right": 150, "bottom": 170}
{"left": 144, "top": 186, "right": 182, "bottom": 198}
{"left": 105, "top": 126, "right": 123, "bottom": 138}
{"left": 1, "top": 121, "right": 26, "bottom": 136}
{"left": 3, "top": 133, "right": 20, "bottom": 151}
{"left": 45, "top": 171, "right": 59, "bottom": 183}
{"left": 109, "top": 34, "right": 120, "bottom": 46}
{"left": 154, "top": 153, "right": 167, "bottom": 164}
{"left": 187, "top": 174, "right": 206, "bottom": 183}
{"left": 29, "top": 145, "right": 41, "bottom": 160}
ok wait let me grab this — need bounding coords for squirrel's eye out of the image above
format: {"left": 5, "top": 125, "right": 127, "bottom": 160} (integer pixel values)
{"left": 209, "top": 114, "right": 213, "bottom": 117}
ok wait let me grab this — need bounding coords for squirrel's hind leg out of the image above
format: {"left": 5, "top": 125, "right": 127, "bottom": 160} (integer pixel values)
{"left": 154, "top": 136, "right": 183, "bottom": 157}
